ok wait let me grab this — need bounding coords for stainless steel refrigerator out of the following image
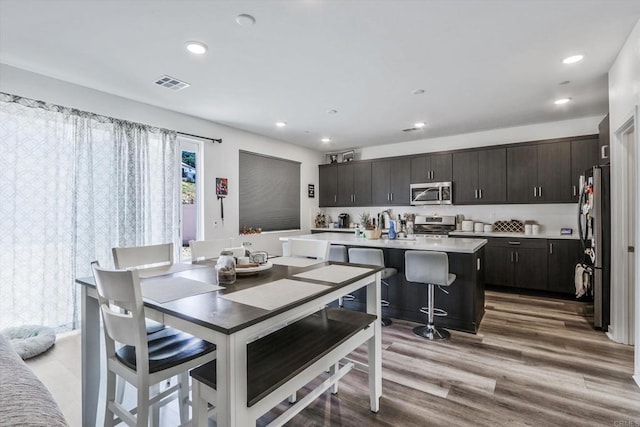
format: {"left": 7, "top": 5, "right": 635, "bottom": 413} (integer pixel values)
{"left": 578, "top": 165, "right": 611, "bottom": 330}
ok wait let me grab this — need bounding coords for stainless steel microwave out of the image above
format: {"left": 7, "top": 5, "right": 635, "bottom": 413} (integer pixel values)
{"left": 410, "top": 182, "right": 453, "bottom": 205}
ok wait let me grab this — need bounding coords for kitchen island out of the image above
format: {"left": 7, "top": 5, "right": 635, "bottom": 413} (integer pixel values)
{"left": 281, "top": 233, "right": 487, "bottom": 333}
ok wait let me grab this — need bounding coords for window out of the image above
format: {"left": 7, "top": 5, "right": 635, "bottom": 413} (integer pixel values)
{"left": 179, "top": 137, "right": 203, "bottom": 261}
{"left": 239, "top": 151, "right": 300, "bottom": 232}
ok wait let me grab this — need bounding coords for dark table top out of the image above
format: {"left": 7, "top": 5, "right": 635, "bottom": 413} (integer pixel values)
{"left": 76, "top": 260, "right": 382, "bottom": 335}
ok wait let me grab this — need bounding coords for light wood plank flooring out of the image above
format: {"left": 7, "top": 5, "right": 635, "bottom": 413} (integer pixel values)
{"left": 26, "top": 291, "right": 639, "bottom": 426}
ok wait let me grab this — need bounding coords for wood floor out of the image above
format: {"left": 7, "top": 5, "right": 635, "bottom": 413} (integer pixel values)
{"left": 27, "top": 291, "right": 639, "bottom": 426}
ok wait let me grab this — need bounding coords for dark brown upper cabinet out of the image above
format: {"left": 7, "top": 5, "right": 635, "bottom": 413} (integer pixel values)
{"left": 372, "top": 158, "right": 410, "bottom": 205}
{"left": 410, "top": 153, "right": 452, "bottom": 183}
{"left": 453, "top": 148, "right": 506, "bottom": 204}
{"left": 337, "top": 161, "right": 372, "bottom": 206}
{"left": 570, "top": 138, "right": 599, "bottom": 200}
{"left": 507, "top": 141, "right": 571, "bottom": 203}
{"left": 598, "top": 114, "right": 610, "bottom": 165}
{"left": 318, "top": 164, "right": 338, "bottom": 207}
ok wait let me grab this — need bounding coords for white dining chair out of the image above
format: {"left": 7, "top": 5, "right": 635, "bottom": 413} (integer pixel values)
{"left": 111, "top": 243, "right": 175, "bottom": 406}
{"left": 91, "top": 261, "right": 217, "bottom": 427}
{"left": 288, "top": 238, "right": 330, "bottom": 260}
{"left": 112, "top": 243, "right": 174, "bottom": 270}
{"left": 189, "top": 238, "right": 234, "bottom": 261}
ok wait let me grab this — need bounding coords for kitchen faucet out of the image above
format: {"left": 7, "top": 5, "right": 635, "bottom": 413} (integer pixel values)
{"left": 379, "top": 210, "right": 392, "bottom": 229}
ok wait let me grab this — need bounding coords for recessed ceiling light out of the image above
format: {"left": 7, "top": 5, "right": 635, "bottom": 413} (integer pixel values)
{"left": 554, "top": 98, "right": 571, "bottom": 105}
{"left": 327, "top": 109, "right": 338, "bottom": 114}
{"left": 275, "top": 121, "right": 287, "bottom": 127}
{"left": 321, "top": 137, "right": 331, "bottom": 143}
{"left": 185, "top": 41, "right": 208, "bottom": 55}
{"left": 414, "top": 122, "right": 426, "bottom": 128}
{"left": 412, "top": 89, "right": 425, "bottom": 95}
{"left": 236, "top": 14, "right": 256, "bottom": 26}
{"left": 562, "top": 55, "right": 584, "bottom": 64}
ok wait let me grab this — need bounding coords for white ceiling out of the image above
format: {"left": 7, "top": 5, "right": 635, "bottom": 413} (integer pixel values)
{"left": 1, "top": 1, "right": 639, "bottom": 151}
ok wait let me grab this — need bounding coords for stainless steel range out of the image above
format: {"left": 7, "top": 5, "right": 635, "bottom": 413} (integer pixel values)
{"left": 413, "top": 215, "right": 456, "bottom": 237}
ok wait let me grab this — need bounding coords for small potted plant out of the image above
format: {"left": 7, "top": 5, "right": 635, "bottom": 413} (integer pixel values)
{"left": 359, "top": 212, "right": 380, "bottom": 239}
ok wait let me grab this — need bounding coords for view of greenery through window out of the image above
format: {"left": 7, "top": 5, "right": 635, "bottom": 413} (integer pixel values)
{"left": 181, "top": 150, "right": 196, "bottom": 259}
{"left": 182, "top": 151, "right": 196, "bottom": 204}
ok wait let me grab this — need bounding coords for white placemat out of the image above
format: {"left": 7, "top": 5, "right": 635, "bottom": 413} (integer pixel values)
{"left": 293, "top": 264, "right": 373, "bottom": 283}
{"left": 218, "top": 279, "right": 330, "bottom": 310}
{"left": 142, "top": 277, "right": 224, "bottom": 303}
{"left": 270, "top": 257, "right": 325, "bottom": 268}
{"left": 137, "top": 263, "right": 206, "bottom": 279}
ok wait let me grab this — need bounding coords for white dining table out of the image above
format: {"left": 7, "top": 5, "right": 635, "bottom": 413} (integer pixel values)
{"left": 76, "top": 260, "right": 382, "bottom": 426}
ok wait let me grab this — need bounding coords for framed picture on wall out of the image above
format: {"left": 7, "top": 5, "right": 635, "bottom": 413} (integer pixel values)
{"left": 342, "top": 150, "right": 354, "bottom": 162}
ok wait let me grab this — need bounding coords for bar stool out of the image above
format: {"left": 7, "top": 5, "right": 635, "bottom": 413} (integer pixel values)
{"left": 348, "top": 248, "right": 396, "bottom": 326}
{"left": 404, "top": 250, "right": 456, "bottom": 340}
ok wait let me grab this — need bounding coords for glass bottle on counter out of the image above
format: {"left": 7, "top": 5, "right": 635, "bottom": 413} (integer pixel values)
{"left": 216, "top": 250, "right": 236, "bottom": 285}
{"left": 388, "top": 221, "right": 397, "bottom": 240}
{"left": 241, "top": 241, "right": 252, "bottom": 257}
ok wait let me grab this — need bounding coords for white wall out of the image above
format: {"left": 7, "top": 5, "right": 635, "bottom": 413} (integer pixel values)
{"left": 323, "top": 116, "right": 602, "bottom": 233}
{"left": 607, "top": 18, "right": 640, "bottom": 385}
{"left": 358, "top": 116, "right": 601, "bottom": 160}
{"left": 0, "top": 64, "right": 323, "bottom": 255}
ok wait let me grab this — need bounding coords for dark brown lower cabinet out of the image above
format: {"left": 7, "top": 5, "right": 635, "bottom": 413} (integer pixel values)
{"left": 484, "top": 245, "right": 513, "bottom": 286}
{"left": 547, "top": 239, "right": 583, "bottom": 294}
{"left": 484, "top": 237, "right": 579, "bottom": 294}
{"left": 484, "top": 238, "right": 547, "bottom": 291}
{"left": 514, "top": 246, "right": 548, "bottom": 290}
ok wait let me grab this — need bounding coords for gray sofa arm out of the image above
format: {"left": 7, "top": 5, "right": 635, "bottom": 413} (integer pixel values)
{"left": 0, "top": 333, "right": 68, "bottom": 426}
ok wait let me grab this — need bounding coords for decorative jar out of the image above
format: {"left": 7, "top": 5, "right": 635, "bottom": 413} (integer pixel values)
{"left": 216, "top": 250, "right": 236, "bottom": 285}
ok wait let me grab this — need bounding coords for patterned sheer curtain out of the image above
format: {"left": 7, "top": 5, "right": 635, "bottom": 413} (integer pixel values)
{"left": 0, "top": 93, "right": 179, "bottom": 330}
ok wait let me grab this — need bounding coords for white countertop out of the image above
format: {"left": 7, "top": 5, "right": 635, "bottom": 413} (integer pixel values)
{"left": 282, "top": 233, "right": 487, "bottom": 253}
{"left": 449, "top": 231, "right": 579, "bottom": 240}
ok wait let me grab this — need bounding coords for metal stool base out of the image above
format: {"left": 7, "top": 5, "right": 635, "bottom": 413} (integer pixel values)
{"left": 412, "top": 324, "right": 450, "bottom": 340}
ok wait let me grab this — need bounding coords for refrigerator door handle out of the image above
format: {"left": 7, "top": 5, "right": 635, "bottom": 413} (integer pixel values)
{"left": 577, "top": 188, "right": 587, "bottom": 253}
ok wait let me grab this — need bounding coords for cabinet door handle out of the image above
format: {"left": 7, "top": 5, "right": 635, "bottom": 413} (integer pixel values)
{"left": 549, "top": 243, "right": 553, "bottom": 254}
{"left": 533, "top": 187, "right": 537, "bottom": 197}
{"left": 334, "top": 195, "right": 337, "bottom": 203}
{"left": 538, "top": 186, "right": 542, "bottom": 197}
{"left": 387, "top": 193, "right": 390, "bottom": 201}
{"left": 510, "top": 251, "right": 514, "bottom": 262}
{"left": 515, "top": 251, "right": 519, "bottom": 262}
{"left": 479, "top": 189, "right": 483, "bottom": 199}
{"left": 431, "top": 170, "right": 434, "bottom": 180}
{"left": 573, "top": 185, "right": 577, "bottom": 197}
{"left": 508, "top": 241, "right": 521, "bottom": 245}
{"left": 474, "top": 189, "right": 478, "bottom": 199}
{"left": 390, "top": 192, "right": 393, "bottom": 201}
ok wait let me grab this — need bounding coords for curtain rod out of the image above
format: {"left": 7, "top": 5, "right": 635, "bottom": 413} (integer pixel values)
{"left": 178, "top": 131, "right": 222, "bottom": 144}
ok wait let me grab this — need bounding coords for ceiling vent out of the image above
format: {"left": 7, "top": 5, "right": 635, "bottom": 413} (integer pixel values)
{"left": 402, "top": 127, "right": 423, "bottom": 132}
{"left": 154, "top": 75, "right": 190, "bottom": 91}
